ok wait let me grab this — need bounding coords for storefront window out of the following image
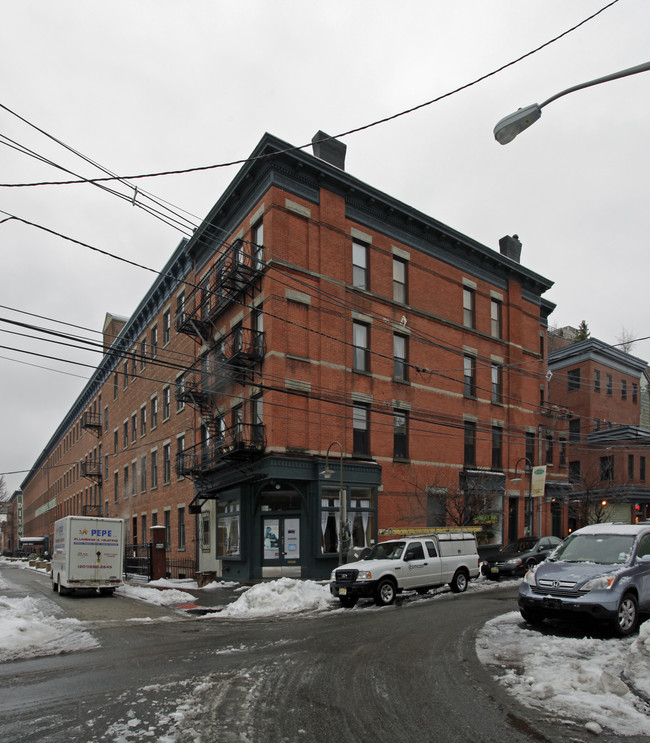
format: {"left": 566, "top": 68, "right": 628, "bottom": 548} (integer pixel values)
{"left": 321, "top": 486, "right": 375, "bottom": 555}
{"left": 217, "top": 499, "right": 240, "bottom": 557}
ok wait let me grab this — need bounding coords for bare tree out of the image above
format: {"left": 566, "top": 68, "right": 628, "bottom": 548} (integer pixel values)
{"left": 616, "top": 326, "right": 636, "bottom": 354}
{"left": 391, "top": 465, "right": 500, "bottom": 542}
{"left": 568, "top": 461, "right": 621, "bottom": 526}
{"left": 0, "top": 475, "right": 7, "bottom": 503}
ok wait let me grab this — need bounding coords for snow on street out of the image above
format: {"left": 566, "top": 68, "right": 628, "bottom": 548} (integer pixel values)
{"left": 476, "top": 611, "right": 650, "bottom": 737}
{"left": 2, "top": 557, "right": 650, "bottom": 737}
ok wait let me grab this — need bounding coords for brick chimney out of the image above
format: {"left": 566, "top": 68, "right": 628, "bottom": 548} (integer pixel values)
{"left": 499, "top": 234, "right": 522, "bottom": 263}
{"left": 311, "top": 131, "right": 346, "bottom": 170}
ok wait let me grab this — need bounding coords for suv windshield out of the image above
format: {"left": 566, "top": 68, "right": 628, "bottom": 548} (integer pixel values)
{"left": 553, "top": 533, "right": 635, "bottom": 565}
{"left": 367, "top": 541, "right": 405, "bottom": 560}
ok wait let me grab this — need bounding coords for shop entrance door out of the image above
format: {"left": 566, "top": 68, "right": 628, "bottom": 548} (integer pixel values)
{"left": 262, "top": 516, "right": 301, "bottom": 578}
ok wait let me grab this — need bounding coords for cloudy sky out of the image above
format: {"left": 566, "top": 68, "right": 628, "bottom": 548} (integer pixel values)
{"left": 1, "top": 0, "right": 648, "bottom": 495}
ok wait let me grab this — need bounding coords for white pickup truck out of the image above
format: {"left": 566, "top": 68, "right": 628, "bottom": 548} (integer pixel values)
{"left": 330, "top": 532, "right": 480, "bottom": 607}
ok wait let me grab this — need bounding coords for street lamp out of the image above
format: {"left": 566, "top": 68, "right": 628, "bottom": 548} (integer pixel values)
{"left": 494, "top": 60, "right": 650, "bottom": 144}
{"left": 320, "top": 441, "right": 348, "bottom": 565}
{"left": 512, "top": 457, "right": 533, "bottom": 537}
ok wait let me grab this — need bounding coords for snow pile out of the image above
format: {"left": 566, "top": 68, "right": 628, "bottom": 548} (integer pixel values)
{"left": 115, "top": 583, "right": 196, "bottom": 606}
{"left": 217, "top": 577, "right": 332, "bottom": 618}
{"left": 148, "top": 577, "right": 239, "bottom": 590}
{"left": 0, "top": 594, "right": 98, "bottom": 662}
{"left": 476, "top": 611, "right": 650, "bottom": 736}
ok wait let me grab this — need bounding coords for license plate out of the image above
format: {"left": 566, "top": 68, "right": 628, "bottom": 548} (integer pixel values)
{"left": 339, "top": 587, "right": 347, "bottom": 595}
{"left": 490, "top": 567, "right": 499, "bottom": 574}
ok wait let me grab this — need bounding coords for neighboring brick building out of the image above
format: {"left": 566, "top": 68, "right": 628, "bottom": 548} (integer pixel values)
{"left": 20, "top": 130, "right": 565, "bottom": 580}
{"left": 548, "top": 335, "right": 650, "bottom": 530}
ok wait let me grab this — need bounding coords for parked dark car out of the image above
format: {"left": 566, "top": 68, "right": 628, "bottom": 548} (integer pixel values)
{"left": 519, "top": 523, "right": 650, "bottom": 636}
{"left": 482, "top": 536, "right": 562, "bottom": 579}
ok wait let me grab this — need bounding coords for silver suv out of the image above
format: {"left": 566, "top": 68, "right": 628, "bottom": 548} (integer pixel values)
{"left": 518, "top": 522, "right": 650, "bottom": 636}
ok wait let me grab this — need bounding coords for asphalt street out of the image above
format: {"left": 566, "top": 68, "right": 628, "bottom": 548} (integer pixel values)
{"left": 1, "top": 566, "right": 647, "bottom": 743}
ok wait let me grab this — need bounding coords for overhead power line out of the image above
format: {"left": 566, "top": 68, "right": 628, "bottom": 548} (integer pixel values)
{"left": 0, "top": 0, "right": 620, "bottom": 189}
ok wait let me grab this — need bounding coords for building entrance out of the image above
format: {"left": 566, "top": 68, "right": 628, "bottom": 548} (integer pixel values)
{"left": 260, "top": 485, "right": 302, "bottom": 578}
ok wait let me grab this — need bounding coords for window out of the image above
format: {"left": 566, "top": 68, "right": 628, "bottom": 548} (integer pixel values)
{"left": 569, "top": 461, "right": 581, "bottom": 483}
{"left": 131, "top": 413, "right": 137, "bottom": 443}
{"left": 352, "top": 241, "right": 368, "bottom": 290}
{"left": 600, "top": 455, "right": 614, "bottom": 482}
{"left": 353, "top": 403, "right": 369, "bottom": 455}
{"left": 178, "top": 507, "right": 186, "bottom": 550}
{"left": 606, "top": 373, "right": 613, "bottom": 396}
{"left": 113, "top": 373, "right": 118, "bottom": 400}
{"left": 164, "top": 510, "right": 171, "bottom": 550}
{"left": 123, "top": 421, "right": 128, "bottom": 449}
{"left": 140, "top": 455, "right": 147, "bottom": 492}
{"left": 393, "top": 410, "right": 408, "bottom": 460}
{"left": 114, "top": 471, "right": 119, "bottom": 504}
{"left": 463, "top": 287, "right": 475, "bottom": 329}
{"left": 393, "top": 257, "right": 406, "bottom": 303}
{"left": 464, "top": 421, "right": 476, "bottom": 467}
{"left": 628, "top": 454, "right": 635, "bottom": 480}
{"left": 490, "top": 299, "right": 502, "bottom": 338}
{"left": 491, "top": 363, "right": 503, "bottom": 404}
{"left": 252, "top": 220, "right": 264, "bottom": 270}
{"left": 151, "top": 450, "right": 158, "bottom": 488}
{"left": 545, "top": 433, "right": 553, "bottom": 466}
{"left": 175, "top": 291, "right": 185, "bottom": 329}
{"left": 568, "top": 368, "right": 580, "bottom": 391}
{"left": 163, "top": 309, "right": 171, "bottom": 346}
{"left": 131, "top": 462, "right": 137, "bottom": 497}
{"left": 176, "top": 374, "right": 185, "bottom": 412}
{"left": 163, "top": 443, "right": 171, "bottom": 484}
{"left": 321, "top": 486, "right": 375, "bottom": 554}
{"left": 151, "top": 325, "right": 158, "bottom": 359}
{"left": 250, "top": 396, "right": 264, "bottom": 446}
{"left": 353, "top": 322, "right": 369, "bottom": 372}
{"left": 393, "top": 334, "right": 407, "bottom": 382}
{"left": 113, "top": 429, "right": 118, "bottom": 455}
{"left": 151, "top": 395, "right": 158, "bottom": 429}
{"left": 633, "top": 383, "right": 638, "bottom": 403}
{"left": 176, "top": 435, "right": 185, "bottom": 476}
{"left": 163, "top": 386, "right": 171, "bottom": 420}
{"left": 141, "top": 514, "right": 147, "bottom": 543}
{"left": 123, "top": 361, "right": 129, "bottom": 388}
{"left": 140, "top": 338, "right": 147, "bottom": 369}
{"left": 123, "top": 465, "right": 129, "bottom": 499}
{"left": 140, "top": 406, "right": 147, "bottom": 437}
{"left": 104, "top": 454, "right": 109, "bottom": 481}
{"left": 559, "top": 438, "right": 567, "bottom": 467}
{"left": 525, "top": 431, "right": 536, "bottom": 465}
{"left": 104, "top": 406, "right": 108, "bottom": 433}
{"left": 569, "top": 418, "right": 581, "bottom": 442}
{"left": 641, "top": 457, "right": 646, "bottom": 482}
{"left": 594, "top": 369, "right": 601, "bottom": 393}
{"left": 217, "top": 500, "right": 241, "bottom": 557}
{"left": 622, "top": 379, "right": 627, "bottom": 400}
{"left": 464, "top": 355, "right": 476, "bottom": 398}
{"left": 491, "top": 426, "right": 502, "bottom": 470}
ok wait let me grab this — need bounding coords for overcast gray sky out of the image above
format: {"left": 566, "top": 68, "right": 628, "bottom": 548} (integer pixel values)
{"left": 1, "top": 0, "right": 649, "bottom": 495}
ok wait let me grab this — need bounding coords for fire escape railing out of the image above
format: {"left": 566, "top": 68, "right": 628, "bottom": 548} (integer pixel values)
{"left": 176, "top": 239, "right": 264, "bottom": 337}
{"left": 80, "top": 458, "right": 103, "bottom": 483}
{"left": 175, "top": 422, "right": 266, "bottom": 479}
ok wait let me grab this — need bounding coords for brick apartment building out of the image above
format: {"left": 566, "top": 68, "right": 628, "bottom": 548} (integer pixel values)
{"left": 19, "top": 130, "right": 566, "bottom": 580}
{"left": 548, "top": 332, "right": 650, "bottom": 530}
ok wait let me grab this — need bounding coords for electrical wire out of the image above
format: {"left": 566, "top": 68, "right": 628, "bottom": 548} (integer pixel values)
{"left": 0, "top": 0, "right": 621, "bottom": 189}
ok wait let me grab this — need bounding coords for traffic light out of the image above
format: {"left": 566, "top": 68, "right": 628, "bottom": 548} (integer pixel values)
{"left": 634, "top": 503, "right": 641, "bottom": 524}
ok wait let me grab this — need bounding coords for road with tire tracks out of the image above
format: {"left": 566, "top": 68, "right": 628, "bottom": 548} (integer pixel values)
{"left": 1, "top": 565, "right": 647, "bottom": 743}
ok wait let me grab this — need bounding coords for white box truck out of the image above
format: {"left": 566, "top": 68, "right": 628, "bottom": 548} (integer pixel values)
{"left": 51, "top": 516, "right": 125, "bottom": 596}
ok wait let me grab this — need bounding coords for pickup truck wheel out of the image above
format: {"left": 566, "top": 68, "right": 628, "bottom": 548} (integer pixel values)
{"left": 339, "top": 595, "right": 358, "bottom": 608}
{"left": 52, "top": 576, "right": 58, "bottom": 592}
{"left": 449, "top": 569, "right": 469, "bottom": 593}
{"left": 373, "top": 578, "right": 397, "bottom": 606}
{"left": 611, "top": 593, "right": 639, "bottom": 637}
{"left": 99, "top": 588, "right": 115, "bottom": 596}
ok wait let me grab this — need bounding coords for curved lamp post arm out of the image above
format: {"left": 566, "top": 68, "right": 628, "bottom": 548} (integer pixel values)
{"left": 494, "top": 60, "right": 650, "bottom": 145}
